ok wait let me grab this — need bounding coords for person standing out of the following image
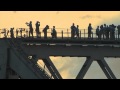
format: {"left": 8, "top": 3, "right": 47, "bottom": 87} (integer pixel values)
{"left": 76, "top": 25, "right": 79, "bottom": 38}
{"left": 71, "top": 23, "right": 76, "bottom": 39}
{"left": 35, "top": 21, "right": 40, "bottom": 38}
{"left": 88, "top": 23, "right": 93, "bottom": 38}
{"left": 43, "top": 25, "right": 49, "bottom": 39}
{"left": 10, "top": 27, "right": 14, "bottom": 38}
{"left": 26, "top": 21, "right": 33, "bottom": 38}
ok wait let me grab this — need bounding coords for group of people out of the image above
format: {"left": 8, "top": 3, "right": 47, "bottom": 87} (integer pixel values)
{"left": 25, "top": 21, "right": 57, "bottom": 38}
{"left": 1, "top": 21, "right": 120, "bottom": 40}
{"left": 70, "top": 23, "right": 79, "bottom": 38}
{"left": 1, "top": 21, "right": 58, "bottom": 38}
{"left": 96, "top": 24, "right": 120, "bottom": 39}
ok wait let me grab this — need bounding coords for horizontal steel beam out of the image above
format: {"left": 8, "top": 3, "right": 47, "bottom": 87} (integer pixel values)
{"left": 22, "top": 45, "right": 120, "bottom": 58}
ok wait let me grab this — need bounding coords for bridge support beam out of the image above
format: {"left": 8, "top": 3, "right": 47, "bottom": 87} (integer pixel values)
{"left": 76, "top": 57, "right": 116, "bottom": 79}
{"left": 97, "top": 59, "right": 116, "bottom": 79}
{"left": 42, "top": 57, "right": 62, "bottom": 79}
{"left": 76, "top": 57, "right": 93, "bottom": 79}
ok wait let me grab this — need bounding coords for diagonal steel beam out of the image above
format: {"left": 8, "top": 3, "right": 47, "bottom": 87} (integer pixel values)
{"left": 97, "top": 60, "right": 112, "bottom": 79}
{"left": 42, "top": 57, "right": 62, "bottom": 79}
{"left": 98, "top": 59, "right": 116, "bottom": 79}
{"left": 76, "top": 57, "right": 93, "bottom": 79}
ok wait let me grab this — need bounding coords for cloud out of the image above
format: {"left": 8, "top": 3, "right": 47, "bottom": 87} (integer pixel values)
{"left": 56, "top": 11, "right": 60, "bottom": 14}
{"left": 80, "top": 15, "right": 102, "bottom": 19}
{"left": 51, "top": 56, "right": 120, "bottom": 79}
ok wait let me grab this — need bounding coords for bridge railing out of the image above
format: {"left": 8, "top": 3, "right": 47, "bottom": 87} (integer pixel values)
{"left": 0, "top": 28, "right": 119, "bottom": 40}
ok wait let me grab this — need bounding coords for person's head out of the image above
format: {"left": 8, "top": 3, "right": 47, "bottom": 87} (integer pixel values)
{"left": 46, "top": 25, "right": 49, "bottom": 29}
{"left": 37, "top": 21, "right": 40, "bottom": 23}
{"left": 30, "top": 21, "right": 32, "bottom": 23}
{"left": 77, "top": 25, "right": 79, "bottom": 28}
{"left": 53, "top": 26, "right": 55, "bottom": 28}
{"left": 72, "top": 23, "right": 75, "bottom": 26}
{"left": 112, "top": 24, "right": 116, "bottom": 28}
{"left": 89, "top": 23, "right": 91, "bottom": 26}
{"left": 11, "top": 27, "right": 14, "bottom": 30}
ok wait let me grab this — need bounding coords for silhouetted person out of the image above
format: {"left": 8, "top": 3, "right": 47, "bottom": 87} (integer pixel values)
{"left": 88, "top": 23, "right": 92, "bottom": 38}
{"left": 26, "top": 29, "right": 28, "bottom": 37}
{"left": 6, "top": 30, "right": 9, "bottom": 38}
{"left": 103, "top": 24, "right": 107, "bottom": 39}
{"left": 10, "top": 27, "right": 14, "bottom": 38}
{"left": 51, "top": 26, "right": 57, "bottom": 38}
{"left": 35, "top": 21, "right": 40, "bottom": 38}
{"left": 26, "top": 21, "right": 33, "bottom": 38}
{"left": 76, "top": 25, "right": 79, "bottom": 38}
{"left": 71, "top": 23, "right": 76, "bottom": 38}
{"left": 43, "top": 25, "right": 49, "bottom": 38}
{"left": 117, "top": 25, "right": 120, "bottom": 39}
{"left": 100, "top": 25, "right": 103, "bottom": 39}
{"left": 96, "top": 26, "right": 99, "bottom": 38}
{"left": 110, "top": 24, "right": 116, "bottom": 40}
{"left": 111, "top": 24, "right": 116, "bottom": 39}
{"left": 106, "top": 25, "right": 110, "bottom": 39}
{"left": 20, "top": 28, "right": 25, "bottom": 38}
{"left": 3, "top": 29, "right": 7, "bottom": 38}
{"left": 20, "top": 28, "right": 22, "bottom": 38}
{"left": 16, "top": 29, "right": 19, "bottom": 38}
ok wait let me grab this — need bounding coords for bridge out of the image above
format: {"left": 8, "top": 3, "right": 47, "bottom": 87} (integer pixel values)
{"left": 0, "top": 28, "right": 119, "bottom": 79}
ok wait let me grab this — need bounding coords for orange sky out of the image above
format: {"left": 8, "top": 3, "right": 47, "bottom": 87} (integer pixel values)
{"left": 0, "top": 11, "right": 120, "bottom": 30}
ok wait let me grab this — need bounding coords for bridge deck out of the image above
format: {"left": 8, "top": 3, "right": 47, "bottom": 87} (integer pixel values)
{"left": 11, "top": 37, "right": 120, "bottom": 45}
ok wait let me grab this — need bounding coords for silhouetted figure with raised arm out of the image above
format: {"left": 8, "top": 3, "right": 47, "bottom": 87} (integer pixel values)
{"left": 71, "top": 23, "right": 76, "bottom": 39}
{"left": 10, "top": 27, "right": 14, "bottom": 38}
{"left": 51, "top": 26, "right": 57, "bottom": 38}
{"left": 43, "top": 25, "right": 49, "bottom": 39}
{"left": 35, "top": 21, "right": 40, "bottom": 38}
{"left": 88, "top": 23, "right": 92, "bottom": 38}
{"left": 26, "top": 21, "right": 33, "bottom": 38}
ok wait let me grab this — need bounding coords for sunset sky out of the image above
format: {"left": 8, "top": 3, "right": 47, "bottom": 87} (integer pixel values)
{"left": 1, "top": 11, "right": 120, "bottom": 79}
{"left": 1, "top": 11, "right": 120, "bottom": 29}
